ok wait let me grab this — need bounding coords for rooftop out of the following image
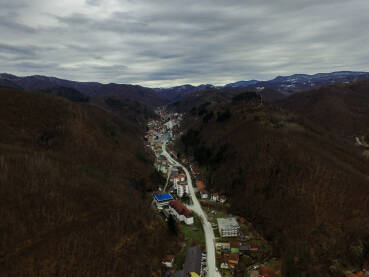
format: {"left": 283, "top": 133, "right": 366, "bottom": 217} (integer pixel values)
{"left": 169, "top": 200, "right": 193, "bottom": 218}
{"left": 217, "top": 217, "right": 240, "bottom": 229}
{"left": 183, "top": 247, "right": 202, "bottom": 275}
{"left": 154, "top": 193, "right": 174, "bottom": 202}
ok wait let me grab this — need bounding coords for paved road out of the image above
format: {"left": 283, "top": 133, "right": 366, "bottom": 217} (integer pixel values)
{"left": 162, "top": 141, "right": 221, "bottom": 277}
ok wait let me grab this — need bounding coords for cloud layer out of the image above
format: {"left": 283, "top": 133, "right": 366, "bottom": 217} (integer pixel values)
{"left": 1, "top": 0, "right": 368, "bottom": 87}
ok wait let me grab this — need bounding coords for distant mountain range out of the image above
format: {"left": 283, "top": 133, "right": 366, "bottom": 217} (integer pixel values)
{"left": 0, "top": 73, "right": 166, "bottom": 106}
{"left": 229, "top": 71, "right": 369, "bottom": 94}
{"left": 1, "top": 71, "right": 369, "bottom": 103}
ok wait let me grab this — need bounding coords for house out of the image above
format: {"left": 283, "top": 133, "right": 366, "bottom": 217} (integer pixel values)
{"left": 170, "top": 167, "right": 179, "bottom": 178}
{"left": 199, "top": 189, "right": 208, "bottom": 199}
{"left": 179, "top": 173, "right": 186, "bottom": 182}
{"left": 169, "top": 200, "right": 194, "bottom": 225}
{"left": 240, "top": 245, "right": 251, "bottom": 254}
{"left": 216, "top": 242, "right": 230, "bottom": 253}
{"left": 219, "top": 195, "right": 226, "bottom": 203}
{"left": 217, "top": 217, "right": 240, "bottom": 237}
{"left": 230, "top": 241, "right": 240, "bottom": 253}
{"left": 221, "top": 253, "right": 239, "bottom": 269}
{"left": 177, "top": 182, "right": 189, "bottom": 198}
{"left": 153, "top": 193, "right": 174, "bottom": 209}
{"left": 162, "top": 255, "right": 175, "bottom": 268}
{"left": 210, "top": 193, "right": 219, "bottom": 201}
{"left": 173, "top": 176, "right": 180, "bottom": 188}
{"left": 220, "top": 261, "right": 229, "bottom": 269}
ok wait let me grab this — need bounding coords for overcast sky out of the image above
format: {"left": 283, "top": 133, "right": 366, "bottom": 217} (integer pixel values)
{"left": 0, "top": 0, "right": 368, "bottom": 87}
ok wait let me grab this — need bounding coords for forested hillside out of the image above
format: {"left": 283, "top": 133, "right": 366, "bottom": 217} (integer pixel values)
{"left": 279, "top": 80, "right": 369, "bottom": 144}
{"left": 0, "top": 88, "right": 178, "bottom": 276}
{"left": 176, "top": 92, "right": 369, "bottom": 276}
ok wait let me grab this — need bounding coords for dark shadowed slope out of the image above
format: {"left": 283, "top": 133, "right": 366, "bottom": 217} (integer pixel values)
{"left": 0, "top": 88, "right": 178, "bottom": 276}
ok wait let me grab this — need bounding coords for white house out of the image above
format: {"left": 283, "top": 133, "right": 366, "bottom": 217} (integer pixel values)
{"left": 162, "top": 255, "right": 175, "bottom": 268}
{"left": 219, "top": 196, "right": 226, "bottom": 203}
{"left": 210, "top": 193, "right": 219, "bottom": 201}
{"left": 173, "top": 176, "right": 180, "bottom": 188}
{"left": 199, "top": 189, "right": 209, "bottom": 199}
{"left": 177, "top": 182, "right": 189, "bottom": 198}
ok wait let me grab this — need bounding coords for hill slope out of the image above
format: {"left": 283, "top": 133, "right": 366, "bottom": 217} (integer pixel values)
{"left": 0, "top": 88, "right": 177, "bottom": 276}
{"left": 279, "top": 80, "right": 369, "bottom": 144}
{"left": 177, "top": 94, "right": 369, "bottom": 276}
{"left": 0, "top": 73, "right": 166, "bottom": 107}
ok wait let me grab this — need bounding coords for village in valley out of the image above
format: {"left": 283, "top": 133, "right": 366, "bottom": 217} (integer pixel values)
{"left": 144, "top": 107, "right": 281, "bottom": 277}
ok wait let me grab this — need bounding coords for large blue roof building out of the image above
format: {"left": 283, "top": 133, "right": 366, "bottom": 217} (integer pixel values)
{"left": 153, "top": 193, "right": 174, "bottom": 209}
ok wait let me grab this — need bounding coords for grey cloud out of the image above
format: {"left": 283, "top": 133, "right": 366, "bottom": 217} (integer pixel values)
{"left": 0, "top": 43, "right": 38, "bottom": 57}
{"left": 0, "top": 0, "right": 368, "bottom": 86}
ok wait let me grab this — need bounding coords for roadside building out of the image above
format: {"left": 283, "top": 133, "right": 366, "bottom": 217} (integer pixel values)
{"left": 217, "top": 217, "right": 240, "bottom": 237}
{"left": 219, "top": 195, "right": 226, "bottom": 203}
{"left": 199, "top": 189, "right": 208, "bottom": 199}
{"left": 169, "top": 200, "right": 194, "bottom": 225}
{"left": 216, "top": 242, "right": 231, "bottom": 253}
{"left": 177, "top": 182, "right": 189, "bottom": 198}
{"left": 153, "top": 193, "right": 174, "bottom": 209}
{"left": 170, "top": 167, "right": 179, "bottom": 178}
{"left": 210, "top": 193, "right": 219, "bottom": 201}
{"left": 230, "top": 241, "right": 240, "bottom": 253}
{"left": 179, "top": 173, "right": 186, "bottom": 182}
{"left": 226, "top": 253, "right": 239, "bottom": 269}
{"left": 162, "top": 255, "right": 175, "bottom": 268}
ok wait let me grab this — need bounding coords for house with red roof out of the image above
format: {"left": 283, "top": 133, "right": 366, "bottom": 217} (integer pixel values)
{"left": 162, "top": 255, "right": 175, "bottom": 268}
{"left": 220, "top": 195, "right": 226, "bottom": 203}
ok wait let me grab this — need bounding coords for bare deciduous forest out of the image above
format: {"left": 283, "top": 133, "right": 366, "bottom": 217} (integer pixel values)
{"left": 0, "top": 88, "right": 178, "bottom": 276}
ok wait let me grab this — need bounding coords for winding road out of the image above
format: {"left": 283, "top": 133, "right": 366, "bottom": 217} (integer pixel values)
{"left": 161, "top": 141, "right": 221, "bottom": 277}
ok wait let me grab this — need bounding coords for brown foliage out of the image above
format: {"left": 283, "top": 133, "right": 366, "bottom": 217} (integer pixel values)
{"left": 179, "top": 98, "right": 369, "bottom": 276}
{"left": 0, "top": 88, "right": 178, "bottom": 276}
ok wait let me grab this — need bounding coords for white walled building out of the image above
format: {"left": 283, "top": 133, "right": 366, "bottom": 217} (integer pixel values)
{"left": 177, "top": 182, "right": 189, "bottom": 198}
{"left": 169, "top": 200, "right": 194, "bottom": 225}
{"left": 199, "top": 189, "right": 208, "bottom": 199}
{"left": 217, "top": 217, "right": 240, "bottom": 237}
